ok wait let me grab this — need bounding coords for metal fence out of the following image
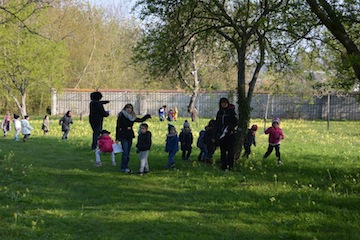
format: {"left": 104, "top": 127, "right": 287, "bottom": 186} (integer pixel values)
{"left": 52, "top": 89, "right": 360, "bottom": 120}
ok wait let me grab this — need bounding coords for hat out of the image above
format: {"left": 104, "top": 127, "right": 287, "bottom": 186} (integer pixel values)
{"left": 251, "top": 125, "right": 258, "bottom": 131}
{"left": 100, "top": 129, "right": 111, "bottom": 135}
{"left": 272, "top": 118, "right": 280, "bottom": 124}
{"left": 168, "top": 124, "right": 175, "bottom": 132}
{"left": 183, "top": 120, "right": 190, "bottom": 128}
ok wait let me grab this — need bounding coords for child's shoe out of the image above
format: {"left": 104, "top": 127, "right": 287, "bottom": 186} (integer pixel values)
{"left": 112, "top": 162, "right": 116, "bottom": 166}
{"left": 139, "top": 172, "right": 143, "bottom": 176}
{"left": 277, "top": 160, "right": 284, "bottom": 166}
{"left": 95, "top": 162, "right": 102, "bottom": 167}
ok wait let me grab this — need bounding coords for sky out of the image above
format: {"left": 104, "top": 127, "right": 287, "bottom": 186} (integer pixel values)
{"left": 87, "top": 0, "right": 137, "bottom": 18}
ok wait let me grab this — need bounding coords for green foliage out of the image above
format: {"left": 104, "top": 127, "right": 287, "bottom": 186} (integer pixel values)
{"left": 0, "top": 117, "right": 359, "bottom": 239}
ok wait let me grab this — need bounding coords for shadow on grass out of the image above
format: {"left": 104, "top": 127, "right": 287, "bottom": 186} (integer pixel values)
{"left": 1, "top": 136, "right": 360, "bottom": 239}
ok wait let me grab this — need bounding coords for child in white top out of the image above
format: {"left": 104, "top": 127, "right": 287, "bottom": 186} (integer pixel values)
{"left": 21, "top": 115, "right": 33, "bottom": 142}
{"left": 13, "top": 114, "right": 21, "bottom": 141}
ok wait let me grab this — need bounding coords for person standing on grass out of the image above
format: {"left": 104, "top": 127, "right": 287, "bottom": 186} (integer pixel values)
{"left": 179, "top": 120, "right": 193, "bottom": 160}
{"left": 116, "top": 103, "right": 151, "bottom": 173}
{"left": 263, "top": 118, "right": 284, "bottom": 165}
{"left": 89, "top": 91, "right": 110, "bottom": 151}
{"left": 13, "top": 114, "right": 21, "bottom": 141}
{"left": 42, "top": 115, "right": 50, "bottom": 135}
{"left": 95, "top": 130, "right": 116, "bottom": 167}
{"left": 2, "top": 113, "right": 11, "bottom": 137}
{"left": 136, "top": 123, "right": 152, "bottom": 175}
{"left": 165, "top": 124, "right": 179, "bottom": 169}
{"left": 243, "top": 124, "right": 258, "bottom": 159}
{"left": 59, "top": 111, "right": 73, "bottom": 140}
{"left": 215, "top": 98, "right": 237, "bottom": 171}
{"left": 21, "top": 115, "right": 33, "bottom": 142}
{"left": 204, "top": 119, "right": 217, "bottom": 163}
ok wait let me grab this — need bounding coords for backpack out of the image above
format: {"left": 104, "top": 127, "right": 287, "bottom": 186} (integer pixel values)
{"left": 197, "top": 130, "right": 205, "bottom": 147}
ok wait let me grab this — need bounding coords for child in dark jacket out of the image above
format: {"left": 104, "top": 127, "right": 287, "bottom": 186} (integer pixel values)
{"left": 136, "top": 123, "right": 152, "bottom": 175}
{"left": 179, "top": 120, "right": 193, "bottom": 160}
{"left": 165, "top": 124, "right": 179, "bottom": 169}
{"left": 59, "top": 111, "right": 73, "bottom": 140}
{"left": 243, "top": 124, "right": 258, "bottom": 159}
{"left": 95, "top": 130, "right": 115, "bottom": 167}
{"left": 204, "top": 119, "right": 217, "bottom": 163}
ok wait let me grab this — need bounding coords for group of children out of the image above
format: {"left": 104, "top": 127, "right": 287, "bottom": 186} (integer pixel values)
{"left": 91, "top": 114, "right": 285, "bottom": 174}
{"left": 1, "top": 111, "right": 74, "bottom": 142}
{"left": 1, "top": 114, "right": 33, "bottom": 142}
{"left": 242, "top": 117, "right": 285, "bottom": 165}
{"left": 158, "top": 105, "right": 178, "bottom": 122}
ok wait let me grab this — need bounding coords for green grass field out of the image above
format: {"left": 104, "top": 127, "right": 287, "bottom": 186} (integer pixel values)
{"left": 0, "top": 117, "right": 359, "bottom": 239}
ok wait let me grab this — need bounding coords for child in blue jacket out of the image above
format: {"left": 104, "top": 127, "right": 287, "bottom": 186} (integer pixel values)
{"left": 165, "top": 124, "right": 179, "bottom": 169}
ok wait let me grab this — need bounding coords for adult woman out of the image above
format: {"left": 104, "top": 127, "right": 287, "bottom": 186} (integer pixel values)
{"left": 89, "top": 91, "right": 110, "bottom": 150}
{"left": 116, "top": 104, "right": 151, "bottom": 173}
{"left": 215, "top": 98, "right": 237, "bottom": 171}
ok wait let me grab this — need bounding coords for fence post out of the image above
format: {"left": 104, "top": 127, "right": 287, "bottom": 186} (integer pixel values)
{"left": 51, "top": 88, "right": 57, "bottom": 116}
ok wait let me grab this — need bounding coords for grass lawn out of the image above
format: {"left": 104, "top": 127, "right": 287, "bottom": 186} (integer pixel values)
{"left": 0, "top": 117, "right": 359, "bottom": 239}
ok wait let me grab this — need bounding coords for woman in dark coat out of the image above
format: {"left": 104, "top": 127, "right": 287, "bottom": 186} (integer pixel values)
{"left": 89, "top": 92, "right": 109, "bottom": 150}
{"left": 215, "top": 98, "right": 237, "bottom": 171}
{"left": 116, "top": 103, "right": 151, "bottom": 173}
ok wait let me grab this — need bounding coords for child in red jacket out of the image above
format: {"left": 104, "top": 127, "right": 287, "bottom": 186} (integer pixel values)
{"left": 263, "top": 118, "right": 285, "bottom": 165}
{"left": 95, "top": 130, "right": 116, "bottom": 167}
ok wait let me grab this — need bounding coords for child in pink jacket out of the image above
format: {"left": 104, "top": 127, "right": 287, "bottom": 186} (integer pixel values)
{"left": 263, "top": 118, "right": 285, "bottom": 165}
{"left": 95, "top": 130, "right": 116, "bottom": 167}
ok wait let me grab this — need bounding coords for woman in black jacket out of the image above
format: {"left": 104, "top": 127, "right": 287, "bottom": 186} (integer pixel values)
{"left": 215, "top": 98, "right": 237, "bottom": 171}
{"left": 89, "top": 92, "right": 109, "bottom": 150}
{"left": 116, "top": 103, "right": 151, "bottom": 173}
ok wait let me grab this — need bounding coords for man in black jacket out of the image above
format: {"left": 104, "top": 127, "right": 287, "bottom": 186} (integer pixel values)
{"left": 89, "top": 91, "right": 109, "bottom": 150}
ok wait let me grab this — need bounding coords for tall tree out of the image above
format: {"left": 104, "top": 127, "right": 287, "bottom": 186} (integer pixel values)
{"left": 0, "top": 1, "right": 67, "bottom": 116}
{"left": 305, "top": 0, "right": 360, "bottom": 90}
{"left": 136, "top": 0, "right": 307, "bottom": 159}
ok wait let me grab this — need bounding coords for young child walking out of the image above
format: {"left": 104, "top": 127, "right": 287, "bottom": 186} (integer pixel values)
{"left": 136, "top": 123, "right": 152, "bottom": 175}
{"left": 263, "top": 118, "right": 285, "bottom": 165}
{"left": 243, "top": 124, "right": 258, "bottom": 159}
{"left": 42, "top": 115, "right": 50, "bottom": 135}
{"left": 13, "top": 114, "right": 21, "bottom": 141}
{"left": 179, "top": 120, "right": 193, "bottom": 160}
{"left": 59, "top": 110, "right": 73, "bottom": 140}
{"left": 21, "top": 115, "right": 33, "bottom": 142}
{"left": 2, "top": 113, "right": 11, "bottom": 137}
{"left": 95, "top": 130, "right": 116, "bottom": 167}
{"left": 165, "top": 124, "right": 179, "bottom": 169}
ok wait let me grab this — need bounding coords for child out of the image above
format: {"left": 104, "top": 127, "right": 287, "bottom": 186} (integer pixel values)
{"left": 243, "top": 124, "right": 258, "bottom": 159}
{"left": 204, "top": 119, "right": 217, "bottom": 163}
{"left": 167, "top": 108, "right": 174, "bottom": 121}
{"left": 158, "top": 106, "right": 165, "bottom": 121}
{"left": 179, "top": 120, "right": 193, "bottom": 160}
{"left": 2, "top": 113, "right": 11, "bottom": 137}
{"left": 21, "top": 115, "right": 33, "bottom": 142}
{"left": 136, "top": 123, "right": 152, "bottom": 175}
{"left": 59, "top": 110, "right": 73, "bottom": 140}
{"left": 95, "top": 130, "right": 116, "bottom": 167}
{"left": 13, "top": 114, "right": 21, "bottom": 141}
{"left": 42, "top": 115, "right": 50, "bottom": 135}
{"left": 165, "top": 124, "right": 179, "bottom": 169}
{"left": 197, "top": 129, "right": 207, "bottom": 162}
{"left": 263, "top": 118, "right": 285, "bottom": 165}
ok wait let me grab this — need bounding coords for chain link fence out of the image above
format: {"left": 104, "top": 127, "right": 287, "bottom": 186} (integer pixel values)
{"left": 53, "top": 89, "right": 360, "bottom": 120}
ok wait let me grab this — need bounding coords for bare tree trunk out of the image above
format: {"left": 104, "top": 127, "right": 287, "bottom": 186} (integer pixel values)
{"left": 234, "top": 45, "right": 250, "bottom": 162}
{"left": 187, "top": 51, "right": 200, "bottom": 125}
